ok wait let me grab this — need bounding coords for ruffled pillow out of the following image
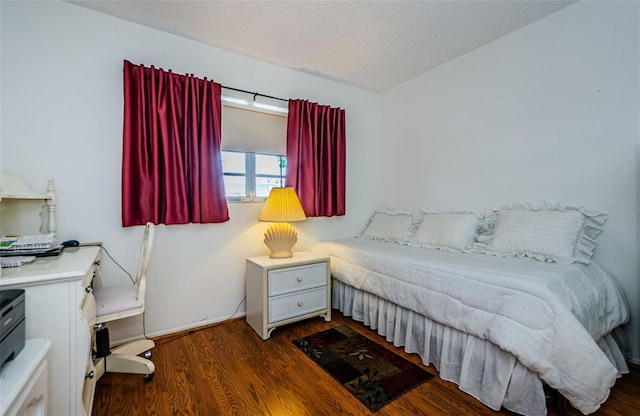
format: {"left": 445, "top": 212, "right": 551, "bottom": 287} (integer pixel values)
{"left": 408, "top": 210, "right": 479, "bottom": 252}
{"left": 357, "top": 209, "right": 418, "bottom": 243}
{"left": 478, "top": 202, "right": 607, "bottom": 264}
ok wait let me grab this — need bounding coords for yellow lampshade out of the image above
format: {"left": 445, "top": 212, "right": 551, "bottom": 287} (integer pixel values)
{"left": 259, "top": 187, "right": 307, "bottom": 222}
{"left": 259, "top": 187, "right": 306, "bottom": 258}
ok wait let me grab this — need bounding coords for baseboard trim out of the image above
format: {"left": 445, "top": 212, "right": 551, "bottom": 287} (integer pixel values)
{"left": 112, "top": 312, "right": 246, "bottom": 347}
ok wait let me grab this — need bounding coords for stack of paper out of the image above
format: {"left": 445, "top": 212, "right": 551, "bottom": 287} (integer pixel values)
{"left": 0, "top": 234, "right": 61, "bottom": 257}
{"left": 0, "top": 255, "right": 36, "bottom": 268}
{"left": 1, "top": 233, "right": 57, "bottom": 250}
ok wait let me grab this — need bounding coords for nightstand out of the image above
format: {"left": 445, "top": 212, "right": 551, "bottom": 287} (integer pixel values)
{"left": 246, "top": 252, "right": 331, "bottom": 340}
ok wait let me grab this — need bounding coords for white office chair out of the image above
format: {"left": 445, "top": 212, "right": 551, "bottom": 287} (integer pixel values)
{"left": 92, "top": 222, "right": 156, "bottom": 381}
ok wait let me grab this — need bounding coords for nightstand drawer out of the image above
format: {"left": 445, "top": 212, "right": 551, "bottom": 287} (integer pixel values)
{"left": 268, "top": 263, "right": 327, "bottom": 297}
{"left": 268, "top": 287, "right": 327, "bottom": 323}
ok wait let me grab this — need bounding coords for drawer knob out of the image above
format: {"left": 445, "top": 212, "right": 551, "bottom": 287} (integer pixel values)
{"left": 85, "top": 370, "right": 95, "bottom": 380}
{"left": 297, "top": 301, "right": 304, "bottom": 307}
{"left": 297, "top": 277, "right": 303, "bottom": 283}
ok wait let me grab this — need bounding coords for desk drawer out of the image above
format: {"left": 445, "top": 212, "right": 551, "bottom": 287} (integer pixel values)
{"left": 79, "top": 318, "right": 96, "bottom": 415}
{"left": 81, "top": 254, "right": 101, "bottom": 290}
{"left": 81, "top": 293, "right": 96, "bottom": 327}
{"left": 268, "top": 263, "right": 327, "bottom": 297}
{"left": 268, "top": 287, "right": 327, "bottom": 323}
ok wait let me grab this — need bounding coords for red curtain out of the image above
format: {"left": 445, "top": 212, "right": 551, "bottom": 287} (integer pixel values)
{"left": 286, "top": 99, "right": 346, "bottom": 217}
{"left": 122, "top": 60, "right": 229, "bottom": 226}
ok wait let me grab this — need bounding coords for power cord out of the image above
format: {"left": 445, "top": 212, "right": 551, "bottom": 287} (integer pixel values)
{"left": 99, "top": 245, "right": 146, "bottom": 339}
{"left": 98, "top": 244, "right": 246, "bottom": 344}
{"left": 99, "top": 245, "right": 135, "bottom": 284}
{"left": 155, "top": 296, "right": 247, "bottom": 345}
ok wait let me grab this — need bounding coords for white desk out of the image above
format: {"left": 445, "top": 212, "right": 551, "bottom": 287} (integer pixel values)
{"left": 1, "top": 338, "right": 51, "bottom": 416}
{"left": 0, "top": 247, "right": 100, "bottom": 416}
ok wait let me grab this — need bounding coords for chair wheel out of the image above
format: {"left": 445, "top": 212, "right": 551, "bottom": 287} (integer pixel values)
{"left": 143, "top": 373, "right": 155, "bottom": 382}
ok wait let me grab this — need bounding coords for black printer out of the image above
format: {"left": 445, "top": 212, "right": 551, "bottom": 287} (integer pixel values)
{"left": 0, "top": 289, "right": 25, "bottom": 366}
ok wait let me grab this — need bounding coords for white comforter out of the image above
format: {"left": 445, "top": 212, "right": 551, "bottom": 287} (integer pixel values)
{"left": 311, "top": 238, "right": 630, "bottom": 414}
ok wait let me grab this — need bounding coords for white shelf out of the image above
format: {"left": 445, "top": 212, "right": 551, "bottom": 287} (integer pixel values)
{"left": 0, "top": 172, "right": 56, "bottom": 236}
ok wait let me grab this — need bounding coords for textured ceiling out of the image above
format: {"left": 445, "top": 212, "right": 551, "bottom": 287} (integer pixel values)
{"left": 67, "top": 0, "right": 576, "bottom": 92}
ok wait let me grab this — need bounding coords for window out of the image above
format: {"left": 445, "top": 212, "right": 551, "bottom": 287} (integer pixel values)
{"left": 220, "top": 98, "right": 288, "bottom": 202}
{"left": 222, "top": 150, "right": 286, "bottom": 201}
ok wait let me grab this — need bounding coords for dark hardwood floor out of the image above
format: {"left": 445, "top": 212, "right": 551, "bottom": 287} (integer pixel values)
{"left": 93, "top": 311, "right": 640, "bottom": 415}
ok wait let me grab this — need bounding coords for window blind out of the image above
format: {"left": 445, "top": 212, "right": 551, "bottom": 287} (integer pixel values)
{"left": 221, "top": 105, "right": 287, "bottom": 155}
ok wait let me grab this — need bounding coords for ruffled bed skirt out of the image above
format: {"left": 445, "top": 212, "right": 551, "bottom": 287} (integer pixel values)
{"left": 332, "top": 279, "right": 629, "bottom": 416}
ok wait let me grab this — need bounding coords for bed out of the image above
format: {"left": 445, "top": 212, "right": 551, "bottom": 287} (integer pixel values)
{"left": 310, "top": 205, "right": 630, "bottom": 416}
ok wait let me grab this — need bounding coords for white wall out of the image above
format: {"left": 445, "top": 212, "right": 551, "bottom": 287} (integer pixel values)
{"left": 0, "top": 1, "right": 382, "bottom": 340}
{"left": 381, "top": 1, "right": 640, "bottom": 362}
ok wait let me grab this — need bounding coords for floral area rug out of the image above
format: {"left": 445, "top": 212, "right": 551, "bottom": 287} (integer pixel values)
{"left": 293, "top": 325, "right": 434, "bottom": 412}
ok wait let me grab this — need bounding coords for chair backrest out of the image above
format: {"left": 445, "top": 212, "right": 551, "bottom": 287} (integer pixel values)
{"left": 135, "top": 222, "right": 155, "bottom": 310}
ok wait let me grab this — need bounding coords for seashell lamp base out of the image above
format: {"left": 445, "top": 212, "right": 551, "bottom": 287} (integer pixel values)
{"left": 264, "top": 222, "right": 298, "bottom": 258}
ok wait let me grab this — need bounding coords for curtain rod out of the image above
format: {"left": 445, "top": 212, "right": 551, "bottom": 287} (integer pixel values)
{"left": 221, "top": 85, "right": 288, "bottom": 103}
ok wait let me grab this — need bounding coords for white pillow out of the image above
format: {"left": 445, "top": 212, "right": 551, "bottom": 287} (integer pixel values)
{"left": 481, "top": 202, "right": 608, "bottom": 264}
{"left": 409, "top": 212, "right": 477, "bottom": 251}
{"left": 359, "top": 209, "right": 416, "bottom": 242}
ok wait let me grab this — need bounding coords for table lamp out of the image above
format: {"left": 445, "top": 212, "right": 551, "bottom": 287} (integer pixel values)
{"left": 258, "top": 187, "right": 307, "bottom": 258}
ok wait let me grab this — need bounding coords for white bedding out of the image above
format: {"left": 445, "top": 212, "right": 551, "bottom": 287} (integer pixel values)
{"left": 311, "top": 238, "right": 630, "bottom": 415}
